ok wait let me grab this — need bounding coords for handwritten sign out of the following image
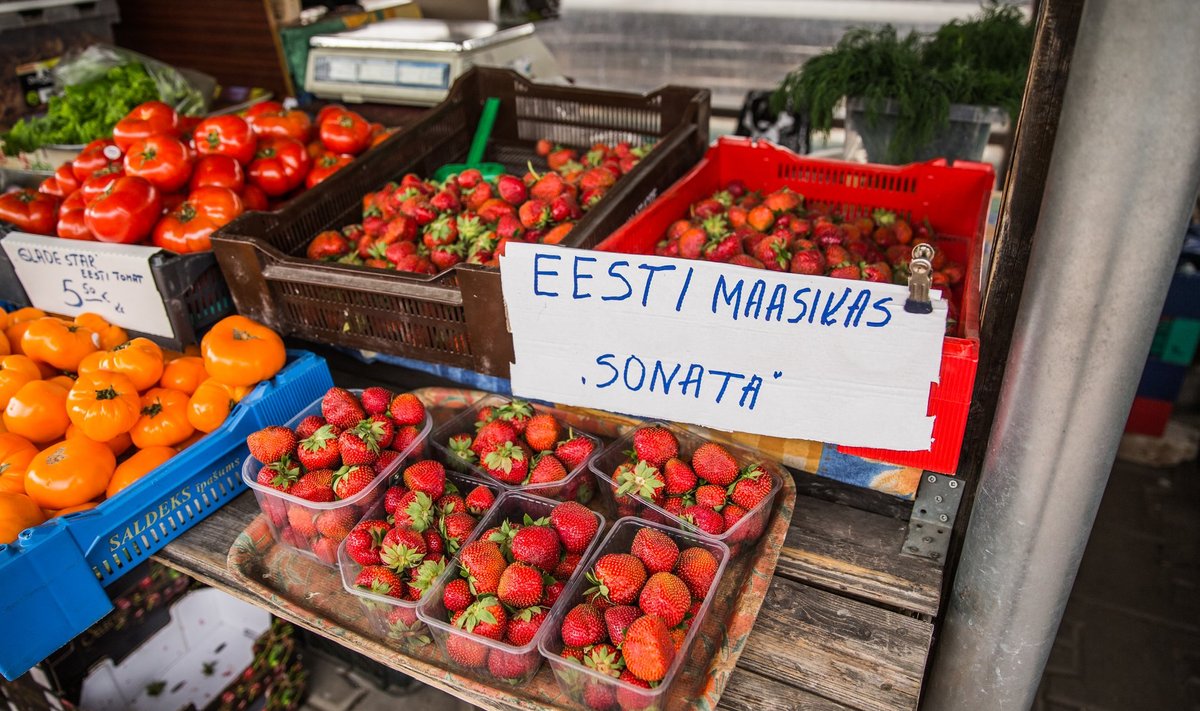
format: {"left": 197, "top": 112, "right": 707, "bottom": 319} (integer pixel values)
{"left": 500, "top": 243, "right": 948, "bottom": 451}
{"left": 2, "top": 232, "right": 175, "bottom": 338}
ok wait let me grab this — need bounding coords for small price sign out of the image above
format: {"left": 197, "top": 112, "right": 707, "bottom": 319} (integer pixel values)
{"left": 2, "top": 232, "right": 175, "bottom": 338}
{"left": 500, "top": 242, "right": 949, "bottom": 451}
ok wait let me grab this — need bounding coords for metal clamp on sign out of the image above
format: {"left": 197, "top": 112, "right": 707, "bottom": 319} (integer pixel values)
{"left": 905, "top": 243, "right": 937, "bottom": 314}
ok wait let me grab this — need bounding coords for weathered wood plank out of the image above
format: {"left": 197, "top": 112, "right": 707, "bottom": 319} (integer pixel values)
{"left": 777, "top": 495, "right": 943, "bottom": 616}
{"left": 720, "top": 668, "right": 855, "bottom": 711}
{"left": 738, "top": 576, "right": 933, "bottom": 711}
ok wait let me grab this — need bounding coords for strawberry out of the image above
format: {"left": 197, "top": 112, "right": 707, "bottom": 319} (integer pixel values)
{"left": 256, "top": 456, "right": 300, "bottom": 492}
{"left": 443, "top": 578, "right": 473, "bottom": 612}
{"left": 631, "top": 528, "right": 680, "bottom": 574}
{"left": 550, "top": 501, "right": 598, "bottom": 554}
{"left": 614, "top": 461, "right": 665, "bottom": 503}
{"left": 675, "top": 547, "right": 718, "bottom": 599}
{"left": 368, "top": 414, "right": 395, "bottom": 449}
{"left": 518, "top": 199, "right": 550, "bottom": 229}
{"left": 496, "top": 400, "right": 533, "bottom": 433}
{"left": 584, "top": 642, "right": 625, "bottom": 680}
{"left": 380, "top": 527, "right": 426, "bottom": 571}
{"left": 447, "top": 432, "right": 477, "bottom": 464}
{"left": 662, "top": 458, "right": 697, "bottom": 496}
{"left": 465, "top": 485, "right": 495, "bottom": 515}
{"left": 523, "top": 413, "right": 561, "bottom": 452}
{"left": 622, "top": 616, "right": 675, "bottom": 682}
{"left": 678, "top": 226, "right": 707, "bottom": 259}
{"left": 313, "top": 537, "right": 340, "bottom": 564}
{"left": 722, "top": 503, "right": 748, "bottom": 535}
{"left": 408, "top": 558, "right": 445, "bottom": 599}
{"left": 496, "top": 174, "right": 528, "bottom": 205}
{"left": 355, "top": 565, "right": 405, "bottom": 598}
{"left": 456, "top": 596, "right": 507, "bottom": 640}
{"left": 446, "top": 634, "right": 489, "bottom": 668}
{"left": 586, "top": 553, "right": 647, "bottom": 606}
{"left": 729, "top": 464, "right": 773, "bottom": 510}
{"left": 682, "top": 505, "right": 725, "bottom": 535}
{"left": 391, "top": 425, "right": 422, "bottom": 454}
{"left": 691, "top": 442, "right": 739, "bottom": 486}
{"left": 604, "top": 605, "right": 641, "bottom": 647}
{"left": 694, "top": 484, "right": 726, "bottom": 510}
{"left": 291, "top": 469, "right": 335, "bottom": 502}
{"left": 315, "top": 507, "right": 356, "bottom": 541}
{"left": 393, "top": 490, "right": 434, "bottom": 532}
{"left": 662, "top": 497, "right": 687, "bottom": 516}
{"left": 561, "top": 603, "right": 605, "bottom": 648}
{"left": 286, "top": 505, "right": 317, "bottom": 538}
{"left": 497, "top": 562, "right": 544, "bottom": 608}
{"left": 505, "top": 606, "right": 547, "bottom": 646}
{"left": 616, "top": 671, "right": 653, "bottom": 710}
{"left": 790, "top": 248, "right": 825, "bottom": 275}
{"left": 554, "top": 431, "right": 595, "bottom": 469}
{"left": 828, "top": 262, "right": 862, "bottom": 280}
{"left": 423, "top": 528, "right": 445, "bottom": 561}
{"left": 561, "top": 647, "right": 586, "bottom": 663}
{"left": 383, "top": 485, "right": 407, "bottom": 515}
{"left": 388, "top": 392, "right": 426, "bottom": 426}
{"left": 332, "top": 464, "right": 376, "bottom": 500}
{"left": 528, "top": 453, "right": 568, "bottom": 484}
{"left": 542, "top": 580, "right": 565, "bottom": 606}
{"left": 530, "top": 172, "right": 566, "bottom": 202}
{"left": 345, "top": 519, "right": 390, "bottom": 565}
{"left": 338, "top": 424, "right": 381, "bottom": 465}
{"left": 729, "top": 253, "right": 766, "bottom": 271}
{"left": 359, "top": 387, "right": 393, "bottom": 416}
{"left": 437, "top": 493, "right": 466, "bottom": 516}
{"left": 483, "top": 520, "right": 521, "bottom": 558}
{"left": 439, "top": 511, "right": 478, "bottom": 554}
{"left": 459, "top": 540, "right": 507, "bottom": 595}
{"left": 762, "top": 187, "right": 801, "bottom": 213}
{"left": 632, "top": 426, "right": 678, "bottom": 467}
{"left": 297, "top": 425, "right": 340, "bottom": 470}
{"left": 488, "top": 649, "right": 539, "bottom": 680}
{"left": 472, "top": 419, "right": 517, "bottom": 456}
{"left": 483, "top": 442, "right": 528, "bottom": 484}
{"left": 295, "top": 415, "right": 326, "bottom": 439}
{"left": 247, "top": 426, "right": 296, "bottom": 464}
{"left": 321, "top": 387, "right": 364, "bottom": 429}
{"left": 638, "top": 572, "right": 691, "bottom": 627}
{"left": 555, "top": 552, "right": 582, "bottom": 579}
{"left": 402, "top": 459, "right": 446, "bottom": 500}
{"left": 511, "top": 524, "right": 561, "bottom": 573}
{"left": 583, "top": 681, "right": 616, "bottom": 710}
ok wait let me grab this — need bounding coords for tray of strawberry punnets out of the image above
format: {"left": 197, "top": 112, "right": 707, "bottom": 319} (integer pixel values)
{"left": 226, "top": 387, "right": 797, "bottom": 711}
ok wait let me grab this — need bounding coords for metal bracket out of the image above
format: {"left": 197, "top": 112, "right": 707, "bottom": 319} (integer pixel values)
{"left": 903, "top": 472, "right": 963, "bottom": 560}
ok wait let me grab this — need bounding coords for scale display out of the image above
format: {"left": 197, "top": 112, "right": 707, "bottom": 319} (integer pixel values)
{"left": 312, "top": 55, "right": 451, "bottom": 89}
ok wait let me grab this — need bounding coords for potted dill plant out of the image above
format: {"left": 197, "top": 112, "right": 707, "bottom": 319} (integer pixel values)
{"left": 772, "top": 3, "right": 1033, "bottom": 164}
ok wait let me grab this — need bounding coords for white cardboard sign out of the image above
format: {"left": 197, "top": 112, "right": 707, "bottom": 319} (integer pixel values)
{"left": 500, "top": 242, "right": 948, "bottom": 451}
{"left": 2, "top": 231, "right": 175, "bottom": 338}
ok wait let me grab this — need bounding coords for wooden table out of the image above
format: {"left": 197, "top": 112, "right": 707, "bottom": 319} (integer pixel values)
{"left": 154, "top": 352, "right": 944, "bottom": 710}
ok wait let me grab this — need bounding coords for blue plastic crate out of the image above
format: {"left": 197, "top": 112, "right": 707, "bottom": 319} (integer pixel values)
{"left": 0, "top": 350, "right": 333, "bottom": 680}
{"left": 1135, "top": 358, "right": 1188, "bottom": 401}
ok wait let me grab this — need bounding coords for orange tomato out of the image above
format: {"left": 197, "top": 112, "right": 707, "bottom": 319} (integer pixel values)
{"left": 200, "top": 315, "right": 286, "bottom": 387}
{"left": 160, "top": 356, "right": 207, "bottom": 395}
{"left": 3, "top": 380, "right": 70, "bottom": 443}
{"left": 187, "top": 378, "right": 236, "bottom": 433}
{"left": 74, "top": 313, "right": 128, "bottom": 350}
{"left": 20, "top": 318, "right": 99, "bottom": 371}
{"left": 130, "top": 388, "right": 194, "bottom": 448}
{"left": 0, "top": 330, "right": 9, "bottom": 356}
{"left": 0, "top": 491, "right": 45, "bottom": 544}
{"left": 175, "top": 430, "right": 206, "bottom": 450}
{"left": 0, "top": 311, "right": 7, "bottom": 331}
{"left": 50, "top": 501, "right": 100, "bottom": 517}
{"left": 66, "top": 424, "right": 132, "bottom": 457}
{"left": 24, "top": 438, "right": 115, "bottom": 509}
{"left": 0, "top": 355, "right": 40, "bottom": 410}
{"left": 0, "top": 433, "right": 36, "bottom": 495}
{"left": 67, "top": 371, "right": 142, "bottom": 441}
{"left": 106, "top": 446, "right": 175, "bottom": 497}
{"left": 7, "top": 308, "right": 44, "bottom": 324}
{"left": 46, "top": 374, "right": 76, "bottom": 391}
{"left": 92, "top": 338, "right": 164, "bottom": 392}
{"left": 4, "top": 308, "right": 45, "bottom": 356}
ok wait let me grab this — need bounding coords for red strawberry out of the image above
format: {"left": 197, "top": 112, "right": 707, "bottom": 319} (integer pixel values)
{"left": 295, "top": 415, "right": 326, "bottom": 439}
{"left": 383, "top": 485, "right": 408, "bottom": 515}
{"left": 691, "top": 442, "right": 739, "bottom": 486}
{"left": 488, "top": 649, "right": 539, "bottom": 680}
{"left": 380, "top": 527, "right": 426, "bottom": 571}
{"left": 828, "top": 262, "right": 862, "bottom": 280}
{"left": 496, "top": 174, "right": 527, "bottom": 205}
{"left": 542, "top": 580, "right": 565, "bottom": 606}
{"left": 407, "top": 558, "right": 446, "bottom": 599}
{"left": 394, "top": 490, "right": 435, "bottom": 532}
{"left": 247, "top": 426, "right": 296, "bottom": 464}
{"left": 472, "top": 419, "right": 517, "bottom": 456}
{"left": 790, "top": 248, "right": 825, "bottom": 275}
{"left": 530, "top": 172, "right": 566, "bottom": 202}
{"left": 422, "top": 528, "right": 445, "bottom": 561}
{"left": 391, "top": 424, "right": 422, "bottom": 454}
{"left": 583, "top": 681, "right": 616, "bottom": 710}
{"left": 355, "top": 565, "right": 405, "bottom": 598}
{"left": 511, "top": 525, "right": 561, "bottom": 573}
{"left": 456, "top": 596, "right": 507, "bottom": 641}
{"left": 561, "top": 646, "right": 586, "bottom": 663}
{"left": 313, "top": 537, "right": 340, "bottom": 564}
{"left": 631, "top": 527, "right": 679, "bottom": 574}
{"left": 315, "top": 507, "right": 356, "bottom": 541}
{"left": 523, "top": 413, "right": 561, "bottom": 452}
{"left": 663, "top": 497, "right": 686, "bottom": 516}
{"left": 496, "top": 400, "right": 533, "bottom": 433}
{"left": 662, "top": 458, "right": 697, "bottom": 496}
{"left": 722, "top": 503, "right": 748, "bottom": 534}
{"left": 694, "top": 484, "right": 726, "bottom": 510}
{"left": 554, "top": 431, "right": 595, "bottom": 469}
{"left": 359, "top": 387, "right": 393, "bottom": 416}
{"left": 439, "top": 511, "right": 477, "bottom": 554}
{"left": 465, "top": 485, "right": 495, "bottom": 516}
{"left": 443, "top": 578, "right": 473, "bottom": 612}
{"left": 256, "top": 456, "right": 300, "bottom": 492}
{"left": 675, "top": 547, "right": 718, "bottom": 599}
{"left": 437, "top": 492, "right": 466, "bottom": 516}
{"left": 495, "top": 213, "right": 525, "bottom": 242}
{"left": 345, "top": 519, "right": 390, "bottom": 565}
{"left": 402, "top": 459, "right": 446, "bottom": 500}
{"left": 338, "top": 423, "right": 382, "bottom": 465}
{"left": 622, "top": 616, "right": 675, "bottom": 682}
{"left": 555, "top": 552, "right": 582, "bottom": 579}
{"left": 459, "top": 540, "right": 507, "bottom": 596}
{"left": 368, "top": 414, "right": 395, "bottom": 449}
{"left": 332, "top": 464, "right": 376, "bottom": 500}
{"left": 528, "top": 453, "right": 567, "bottom": 484}
{"left": 377, "top": 450, "right": 401, "bottom": 474}
{"left": 505, "top": 606, "right": 547, "bottom": 646}
{"left": 729, "top": 464, "right": 773, "bottom": 510}
{"left": 388, "top": 393, "right": 426, "bottom": 426}
{"left": 561, "top": 603, "right": 605, "bottom": 648}
{"left": 298, "top": 425, "right": 340, "bottom": 470}
{"left": 321, "top": 387, "right": 364, "bottom": 429}
{"left": 291, "top": 469, "right": 335, "bottom": 502}
{"left": 586, "top": 553, "right": 647, "bottom": 606}
{"left": 286, "top": 505, "right": 318, "bottom": 538}
{"left": 682, "top": 505, "right": 725, "bottom": 535}
{"left": 584, "top": 643, "right": 625, "bottom": 683}
{"left": 483, "top": 442, "right": 528, "bottom": 484}
{"left": 447, "top": 432, "right": 477, "bottom": 464}
{"left": 632, "top": 426, "right": 678, "bottom": 467}
{"left": 638, "top": 572, "right": 691, "bottom": 627}
{"left": 616, "top": 671, "right": 653, "bottom": 711}
{"left": 604, "top": 605, "right": 640, "bottom": 646}
{"left": 613, "top": 461, "right": 665, "bottom": 503}
{"left": 446, "top": 634, "right": 489, "bottom": 668}
{"left": 498, "top": 562, "right": 544, "bottom": 608}
{"left": 550, "top": 501, "right": 599, "bottom": 554}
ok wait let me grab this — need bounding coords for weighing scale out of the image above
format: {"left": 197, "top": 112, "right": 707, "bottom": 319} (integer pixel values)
{"left": 305, "top": 18, "right": 562, "bottom": 105}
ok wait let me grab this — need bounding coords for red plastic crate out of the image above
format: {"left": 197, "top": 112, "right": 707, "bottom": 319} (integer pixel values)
{"left": 597, "top": 137, "right": 994, "bottom": 475}
{"left": 1125, "top": 397, "right": 1172, "bottom": 437}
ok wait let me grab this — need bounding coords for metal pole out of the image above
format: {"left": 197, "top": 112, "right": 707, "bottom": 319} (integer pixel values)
{"left": 923, "top": 0, "right": 1200, "bottom": 709}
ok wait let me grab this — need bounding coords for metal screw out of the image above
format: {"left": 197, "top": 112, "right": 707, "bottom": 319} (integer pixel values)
{"left": 908, "top": 546, "right": 920, "bottom": 553}
{"left": 949, "top": 480, "right": 959, "bottom": 489}
{"left": 923, "top": 536, "right": 933, "bottom": 543}
{"left": 939, "top": 514, "right": 949, "bottom": 522}
{"left": 931, "top": 552, "right": 941, "bottom": 559}
{"left": 927, "top": 475, "right": 937, "bottom": 483}
{"left": 935, "top": 495, "right": 944, "bottom": 503}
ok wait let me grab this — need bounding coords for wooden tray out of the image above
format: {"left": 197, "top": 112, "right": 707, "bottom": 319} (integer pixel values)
{"left": 226, "top": 388, "right": 797, "bottom": 711}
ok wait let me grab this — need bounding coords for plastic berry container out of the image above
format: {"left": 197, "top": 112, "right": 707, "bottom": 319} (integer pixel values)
{"left": 538, "top": 517, "right": 730, "bottom": 711}
{"left": 430, "top": 394, "right": 603, "bottom": 504}
{"left": 415, "top": 491, "right": 607, "bottom": 685}
{"left": 588, "top": 422, "right": 783, "bottom": 553}
{"left": 337, "top": 470, "right": 498, "bottom": 650}
{"left": 241, "top": 389, "right": 432, "bottom": 565}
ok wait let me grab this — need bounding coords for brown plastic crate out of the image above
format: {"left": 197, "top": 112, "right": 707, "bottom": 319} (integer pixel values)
{"left": 212, "top": 67, "right": 710, "bottom": 377}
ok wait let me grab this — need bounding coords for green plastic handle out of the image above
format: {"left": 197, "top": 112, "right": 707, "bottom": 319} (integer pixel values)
{"left": 466, "top": 98, "right": 500, "bottom": 166}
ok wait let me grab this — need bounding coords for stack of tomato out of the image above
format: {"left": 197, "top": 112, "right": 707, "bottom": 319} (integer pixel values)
{"left": 0, "top": 101, "right": 388, "bottom": 253}
{"left": 0, "top": 310, "right": 287, "bottom": 545}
